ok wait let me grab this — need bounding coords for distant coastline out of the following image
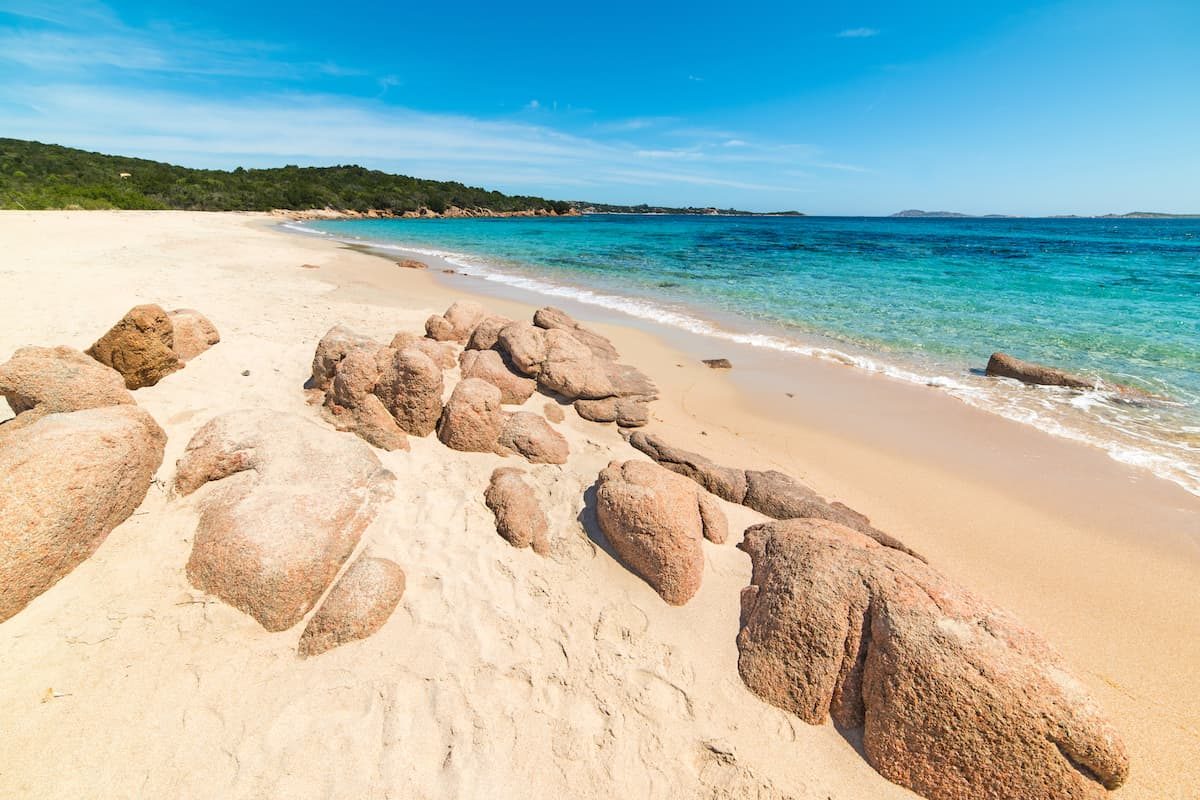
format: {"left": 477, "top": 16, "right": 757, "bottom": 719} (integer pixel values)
{"left": 892, "top": 208, "right": 1200, "bottom": 219}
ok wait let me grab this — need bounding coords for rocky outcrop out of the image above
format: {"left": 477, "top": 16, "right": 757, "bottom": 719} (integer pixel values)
{"left": 986, "top": 352, "right": 1094, "bottom": 390}
{"left": 175, "top": 410, "right": 394, "bottom": 632}
{"left": 167, "top": 309, "right": 220, "bottom": 362}
{"left": 437, "top": 378, "right": 506, "bottom": 454}
{"left": 0, "top": 345, "right": 133, "bottom": 422}
{"left": 465, "top": 315, "right": 513, "bottom": 351}
{"left": 484, "top": 468, "right": 549, "bottom": 555}
{"left": 459, "top": 349, "right": 536, "bottom": 404}
{"left": 425, "top": 301, "right": 487, "bottom": 343}
{"left": 0, "top": 405, "right": 165, "bottom": 622}
{"left": 297, "top": 555, "right": 406, "bottom": 657}
{"left": 737, "top": 519, "right": 1129, "bottom": 800}
{"left": 593, "top": 460, "right": 727, "bottom": 605}
{"left": 498, "top": 412, "right": 569, "bottom": 464}
{"left": 629, "top": 431, "right": 920, "bottom": 559}
{"left": 86, "top": 303, "right": 183, "bottom": 389}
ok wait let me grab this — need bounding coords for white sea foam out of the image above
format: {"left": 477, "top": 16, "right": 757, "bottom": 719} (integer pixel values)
{"left": 281, "top": 221, "right": 1200, "bottom": 497}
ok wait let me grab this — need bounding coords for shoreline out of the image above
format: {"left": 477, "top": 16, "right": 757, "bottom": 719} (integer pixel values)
{"left": 2, "top": 210, "right": 1197, "bottom": 798}
{"left": 283, "top": 218, "right": 1200, "bottom": 498}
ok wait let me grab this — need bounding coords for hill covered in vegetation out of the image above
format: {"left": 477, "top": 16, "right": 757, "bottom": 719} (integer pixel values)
{"left": 0, "top": 139, "right": 574, "bottom": 214}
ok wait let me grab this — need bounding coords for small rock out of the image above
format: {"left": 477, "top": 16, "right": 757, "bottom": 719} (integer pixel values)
{"left": 297, "top": 556, "right": 406, "bottom": 657}
{"left": 396, "top": 259, "right": 428, "bottom": 270}
{"left": 241, "top": 369, "right": 250, "bottom": 377}
{"left": 167, "top": 309, "right": 220, "bottom": 362}
{"left": 702, "top": 358, "right": 733, "bottom": 369}
{"left": 484, "top": 467, "right": 549, "bottom": 555}
{"left": 498, "top": 411, "right": 569, "bottom": 464}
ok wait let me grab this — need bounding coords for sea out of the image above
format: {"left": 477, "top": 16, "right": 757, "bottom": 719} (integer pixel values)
{"left": 288, "top": 214, "right": 1200, "bottom": 496}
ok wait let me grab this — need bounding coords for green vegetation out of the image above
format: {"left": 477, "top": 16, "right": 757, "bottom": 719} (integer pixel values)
{"left": 0, "top": 138, "right": 573, "bottom": 214}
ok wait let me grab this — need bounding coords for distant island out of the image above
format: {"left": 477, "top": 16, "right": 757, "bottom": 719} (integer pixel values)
{"left": 893, "top": 208, "right": 1199, "bottom": 219}
{"left": 0, "top": 138, "right": 803, "bottom": 218}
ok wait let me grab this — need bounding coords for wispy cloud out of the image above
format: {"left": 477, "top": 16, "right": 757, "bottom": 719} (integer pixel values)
{"left": 836, "top": 27, "right": 880, "bottom": 39}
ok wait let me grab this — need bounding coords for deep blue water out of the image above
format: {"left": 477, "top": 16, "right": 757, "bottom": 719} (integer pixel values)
{"left": 298, "top": 215, "right": 1200, "bottom": 493}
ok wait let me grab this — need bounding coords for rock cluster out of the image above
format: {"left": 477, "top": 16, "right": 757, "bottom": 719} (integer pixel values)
{"left": 593, "top": 459, "right": 727, "bottom": 605}
{"left": 437, "top": 378, "right": 568, "bottom": 463}
{"left": 628, "top": 431, "right": 920, "bottom": 559}
{"left": 986, "top": 352, "right": 1095, "bottom": 389}
{"left": 491, "top": 307, "right": 658, "bottom": 427}
{"left": 737, "top": 519, "right": 1129, "bottom": 800}
{"left": 484, "top": 468, "right": 550, "bottom": 554}
{"left": 85, "top": 304, "right": 219, "bottom": 388}
{"left": 175, "top": 410, "right": 396, "bottom": 636}
{"left": 310, "top": 324, "right": 446, "bottom": 451}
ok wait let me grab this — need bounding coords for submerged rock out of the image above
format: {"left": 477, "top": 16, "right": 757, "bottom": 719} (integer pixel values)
{"left": 175, "top": 410, "right": 394, "bottom": 631}
{"left": 986, "top": 352, "right": 1094, "bottom": 390}
{"left": 297, "top": 555, "right": 406, "bottom": 657}
{"left": 593, "top": 460, "right": 727, "bottom": 605}
{"left": 0, "top": 405, "right": 165, "bottom": 622}
{"left": 484, "top": 467, "right": 550, "bottom": 555}
{"left": 86, "top": 303, "right": 183, "bottom": 389}
{"left": 738, "top": 519, "right": 1129, "bottom": 800}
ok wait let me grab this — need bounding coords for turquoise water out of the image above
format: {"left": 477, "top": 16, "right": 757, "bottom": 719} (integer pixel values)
{"left": 296, "top": 215, "right": 1200, "bottom": 493}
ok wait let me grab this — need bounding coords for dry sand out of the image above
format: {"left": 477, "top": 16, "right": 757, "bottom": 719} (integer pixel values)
{"left": 0, "top": 210, "right": 1197, "bottom": 799}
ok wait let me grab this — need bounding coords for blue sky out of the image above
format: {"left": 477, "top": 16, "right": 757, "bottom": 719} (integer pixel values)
{"left": 1, "top": 0, "right": 1197, "bottom": 214}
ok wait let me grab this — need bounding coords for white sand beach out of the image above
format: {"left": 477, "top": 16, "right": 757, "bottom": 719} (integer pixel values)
{"left": 1, "top": 211, "right": 1197, "bottom": 799}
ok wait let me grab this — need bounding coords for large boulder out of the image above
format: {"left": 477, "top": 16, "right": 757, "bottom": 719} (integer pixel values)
{"left": 425, "top": 301, "right": 487, "bottom": 343}
{"left": 374, "top": 347, "right": 444, "bottom": 436}
{"left": 0, "top": 405, "right": 165, "bottom": 622}
{"left": 484, "top": 468, "right": 549, "bottom": 555}
{"left": 437, "top": 378, "right": 506, "bottom": 454}
{"left": 593, "top": 460, "right": 727, "bottom": 605}
{"left": 175, "top": 410, "right": 394, "bottom": 632}
{"left": 538, "top": 329, "right": 617, "bottom": 399}
{"left": 459, "top": 349, "right": 536, "bottom": 404}
{"left": 495, "top": 321, "right": 549, "bottom": 376}
{"left": 986, "top": 352, "right": 1094, "bottom": 390}
{"left": 297, "top": 555, "right": 406, "bottom": 658}
{"left": 86, "top": 303, "right": 183, "bottom": 389}
{"left": 0, "top": 345, "right": 133, "bottom": 421}
{"left": 310, "top": 324, "right": 378, "bottom": 392}
{"left": 167, "top": 309, "right": 220, "bottom": 362}
{"left": 737, "top": 519, "right": 1129, "bottom": 800}
{"left": 628, "top": 430, "right": 747, "bottom": 503}
{"left": 498, "top": 411, "right": 569, "bottom": 464}
{"left": 532, "top": 306, "right": 619, "bottom": 360}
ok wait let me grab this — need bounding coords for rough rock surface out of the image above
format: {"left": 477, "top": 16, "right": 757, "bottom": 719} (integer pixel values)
{"left": 297, "top": 555, "right": 406, "bottom": 657}
{"left": 0, "top": 405, "right": 165, "bottom": 622}
{"left": 459, "top": 349, "right": 536, "bottom": 404}
{"left": 389, "top": 332, "right": 456, "bottom": 369}
{"left": 737, "top": 519, "right": 1129, "bottom": 800}
{"left": 495, "top": 322, "right": 549, "bottom": 376}
{"left": 0, "top": 345, "right": 133, "bottom": 420}
{"left": 86, "top": 303, "right": 183, "bottom": 389}
{"left": 167, "top": 309, "right": 220, "bottom": 362}
{"left": 465, "top": 315, "right": 513, "bottom": 351}
{"left": 533, "top": 306, "right": 619, "bottom": 360}
{"left": 437, "top": 378, "right": 505, "bottom": 454}
{"left": 498, "top": 412, "right": 569, "bottom": 464}
{"left": 310, "top": 324, "right": 378, "bottom": 391}
{"left": 986, "top": 352, "right": 1094, "bottom": 390}
{"left": 628, "top": 431, "right": 748, "bottom": 503}
{"left": 175, "top": 410, "right": 394, "bottom": 632}
{"left": 484, "top": 468, "right": 550, "bottom": 555}
{"left": 374, "top": 347, "right": 444, "bottom": 436}
{"left": 574, "top": 395, "right": 651, "bottom": 428}
{"left": 425, "top": 301, "right": 487, "bottom": 343}
{"left": 593, "top": 460, "right": 727, "bottom": 605}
